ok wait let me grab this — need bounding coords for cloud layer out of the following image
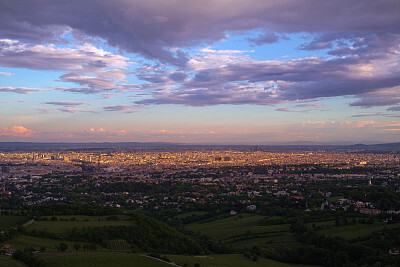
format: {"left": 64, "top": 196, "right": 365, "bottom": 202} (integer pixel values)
{"left": 1, "top": 0, "right": 399, "bottom": 64}
{"left": 0, "top": 0, "right": 400, "bottom": 143}
{"left": 0, "top": 126, "right": 35, "bottom": 137}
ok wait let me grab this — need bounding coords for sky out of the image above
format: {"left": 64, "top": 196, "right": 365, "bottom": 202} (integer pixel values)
{"left": 0, "top": 0, "right": 400, "bottom": 144}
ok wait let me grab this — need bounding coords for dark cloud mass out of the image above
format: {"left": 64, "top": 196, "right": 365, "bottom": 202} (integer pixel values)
{"left": 1, "top": 0, "right": 399, "bottom": 64}
{"left": 0, "top": 0, "right": 400, "bottom": 107}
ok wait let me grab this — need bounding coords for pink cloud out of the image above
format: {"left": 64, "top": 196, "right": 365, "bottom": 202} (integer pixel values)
{"left": 83, "top": 128, "right": 127, "bottom": 137}
{"left": 0, "top": 126, "right": 35, "bottom": 137}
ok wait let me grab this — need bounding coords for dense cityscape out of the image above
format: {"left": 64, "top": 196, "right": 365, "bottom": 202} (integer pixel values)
{"left": 1, "top": 144, "right": 400, "bottom": 266}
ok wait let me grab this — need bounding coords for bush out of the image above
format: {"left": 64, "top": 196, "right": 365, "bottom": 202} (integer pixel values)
{"left": 59, "top": 243, "right": 68, "bottom": 252}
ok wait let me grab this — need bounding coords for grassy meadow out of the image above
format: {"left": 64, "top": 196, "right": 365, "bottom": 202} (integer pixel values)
{"left": 44, "top": 253, "right": 171, "bottom": 267}
{"left": 0, "top": 215, "right": 29, "bottom": 230}
{"left": 0, "top": 255, "right": 26, "bottom": 267}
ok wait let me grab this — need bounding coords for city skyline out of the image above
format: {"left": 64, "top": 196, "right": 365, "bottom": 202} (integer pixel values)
{"left": 1, "top": 0, "right": 400, "bottom": 144}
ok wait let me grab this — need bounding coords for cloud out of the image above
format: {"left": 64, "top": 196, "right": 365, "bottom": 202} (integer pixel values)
{"left": 138, "top": 82, "right": 280, "bottom": 106}
{"left": 275, "top": 108, "right": 307, "bottom": 113}
{"left": 301, "top": 120, "right": 399, "bottom": 129}
{"left": 58, "top": 72, "right": 118, "bottom": 90}
{"left": 350, "top": 87, "right": 400, "bottom": 107}
{"left": 387, "top": 106, "right": 400, "bottom": 111}
{"left": 0, "top": 72, "right": 14, "bottom": 76}
{"left": 103, "top": 104, "right": 139, "bottom": 112}
{"left": 0, "top": 0, "right": 399, "bottom": 110}
{"left": 53, "top": 87, "right": 105, "bottom": 94}
{"left": 136, "top": 45, "right": 400, "bottom": 106}
{"left": 295, "top": 103, "right": 324, "bottom": 108}
{"left": 0, "top": 126, "right": 35, "bottom": 137}
{"left": 82, "top": 128, "right": 127, "bottom": 137}
{"left": 44, "top": 101, "right": 89, "bottom": 106}
{"left": 276, "top": 103, "right": 325, "bottom": 112}
{"left": 0, "top": 40, "right": 130, "bottom": 71}
{"left": 0, "top": 86, "right": 44, "bottom": 94}
{"left": 37, "top": 109, "right": 53, "bottom": 114}
{"left": 0, "top": 39, "right": 131, "bottom": 94}
{"left": 248, "top": 31, "right": 280, "bottom": 45}
{"left": 352, "top": 113, "right": 400, "bottom": 118}
{"left": 1, "top": 0, "right": 398, "bottom": 65}
{"left": 57, "top": 108, "right": 78, "bottom": 113}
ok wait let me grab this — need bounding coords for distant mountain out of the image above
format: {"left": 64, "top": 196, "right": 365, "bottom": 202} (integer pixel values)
{"left": 0, "top": 141, "right": 399, "bottom": 152}
{"left": 350, "top": 142, "right": 400, "bottom": 151}
{"left": 0, "top": 142, "right": 182, "bottom": 152}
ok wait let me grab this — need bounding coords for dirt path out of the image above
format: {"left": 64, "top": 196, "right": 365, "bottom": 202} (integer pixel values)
{"left": 142, "top": 255, "right": 182, "bottom": 267}
{"left": 22, "top": 218, "right": 35, "bottom": 227}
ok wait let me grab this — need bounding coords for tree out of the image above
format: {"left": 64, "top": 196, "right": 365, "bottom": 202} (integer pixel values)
{"left": 73, "top": 243, "right": 81, "bottom": 251}
{"left": 83, "top": 244, "right": 90, "bottom": 251}
{"left": 59, "top": 243, "right": 68, "bottom": 252}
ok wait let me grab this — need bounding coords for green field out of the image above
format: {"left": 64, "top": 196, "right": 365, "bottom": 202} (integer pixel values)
{"left": 44, "top": 253, "right": 171, "bottom": 267}
{"left": 0, "top": 216, "right": 29, "bottom": 230}
{"left": 175, "top": 211, "right": 210, "bottom": 219}
{"left": 6, "top": 235, "right": 107, "bottom": 253}
{"left": 167, "top": 254, "right": 294, "bottom": 267}
{"left": 0, "top": 255, "right": 26, "bottom": 267}
{"left": 319, "top": 222, "right": 400, "bottom": 239}
{"left": 186, "top": 214, "right": 289, "bottom": 239}
{"left": 227, "top": 232, "right": 300, "bottom": 250}
{"left": 26, "top": 219, "right": 134, "bottom": 234}
{"left": 186, "top": 214, "right": 287, "bottom": 239}
{"left": 185, "top": 213, "right": 302, "bottom": 250}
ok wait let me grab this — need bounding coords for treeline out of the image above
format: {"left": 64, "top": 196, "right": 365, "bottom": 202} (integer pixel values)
{"left": 65, "top": 213, "right": 205, "bottom": 255}
{"left": 12, "top": 250, "right": 45, "bottom": 267}
{"left": 27, "top": 202, "right": 120, "bottom": 216}
{"left": 260, "top": 219, "right": 400, "bottom": 266}
{"left": 25, "top": 209, "right": 207, "bottom": 255}
{"left": 0, "top": 227, "right": 23, "bottom": 243}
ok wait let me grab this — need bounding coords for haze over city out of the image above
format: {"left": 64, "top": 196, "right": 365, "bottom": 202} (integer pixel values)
{"left": 1, "top": 0, "right": 400, "bottom": 144}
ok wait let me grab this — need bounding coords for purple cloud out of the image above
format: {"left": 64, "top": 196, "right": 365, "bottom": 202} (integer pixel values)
{"left": 103, "top": 104, "right": 138, "bottom": 112}
{"left": 387, "top": 106, "right": 400, "bottom": 112}
{"left": 57, "top": 108, "right": 78, "bottom": 113}
{"left": 275, "top": 108, "right": 307, "bottom": 113}
{"left": 248, "top": 31, "right": 280, "bottom": 45}
{"left": 44, "top": 101, "right": 88, "bottom": 106}
{"left": 136, "top": 46, "right": 400, "bottom": 106}
{"left": 0, "top": 40, "right": 129, "bottom": 72}
{"left": 1, "top": 0, "right": 399, "bottom": 109}
{"left": 0, "top": 87, "right": 43, "bottom": 94}
{"left": 1, "top": 0, "right": 399, "bottom": 65}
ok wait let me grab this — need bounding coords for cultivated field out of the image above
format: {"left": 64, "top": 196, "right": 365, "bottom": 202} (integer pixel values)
{"left": 166, "top": 253, "right": 294, "bottom": 267}
{"left": 44, "top": 253, "right": 171, "bottom": 267}
{"left": 318, "top": 222, "right": 400, "bottom": 239}
{"left": 185, "top": 213, "right": 302, "bottom": 249}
